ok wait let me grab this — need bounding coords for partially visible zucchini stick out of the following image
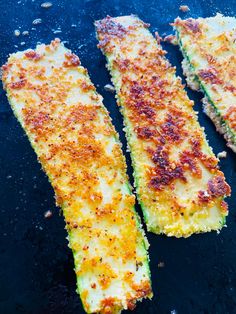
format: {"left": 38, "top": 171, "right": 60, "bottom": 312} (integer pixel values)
{"left": 2, "top": 39, "right": 152, "bottom": 314}
{"left": 96, "top": 15, "right": 231, "bottom": 238}
{"left": 173, "top": 14, "right": 236, "bottom": 152}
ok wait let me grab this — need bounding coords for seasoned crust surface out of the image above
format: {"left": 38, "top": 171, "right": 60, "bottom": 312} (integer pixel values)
{"left": 96, "top": 15, "right": 230, "bottom": 237}
{"left": 2, "top": 39, "right": 152, "bottom": 313}
{"left": 174, "top": 14, "right": 236, "bottom": 150}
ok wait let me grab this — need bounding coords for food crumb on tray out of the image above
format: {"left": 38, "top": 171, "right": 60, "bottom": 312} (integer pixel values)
{"left": 41, "top": 2, "right": 53, "bottom": 8}
{"left": 217, "top": 151, "right": 227, "bottom": 159}
{"left": 179, "top": 5, "right": 190, "bottom": 12}
{"left": 163, "top": 34, "right": 178, "bottom": 45}
{"left": 44, "top": 210, "right": 53, "bottom": 218}
{"left": 14, "top": 29, "right": 21, "bottom": 37}
{"left": 104, "top": 84, "right": 115, "bottom": 92}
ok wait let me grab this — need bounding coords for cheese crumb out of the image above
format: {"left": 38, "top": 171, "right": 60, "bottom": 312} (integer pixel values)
{"left": 14, "top": 30, "right": 21, "bottom": 37}
{"left": 44, "top": 210, "right": 53, "bottom": 218}
{"left": 217, "top": 151, "right": 227, "bottom": 158}
{"left": 164, "top": 35, "right": 178, "bottom": 45}
{"left": 179, "top": 5, "right": 190, "bottom": 12}
{"left": 41, "top": 2, "right": 52, "bottom": 8}
{"left": 104, "top": 84, "right": 115, "bottom": 92}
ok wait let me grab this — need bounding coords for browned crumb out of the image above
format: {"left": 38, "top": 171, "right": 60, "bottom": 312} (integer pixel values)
{"left": 155, "top": 32, "right": 162, "bottom": 44}
{"left": 179, "top": 5, "right": 190, "bottom": 12}
{"left": 164, "top": 34, "right": 178, "bottom": 45}
{"left": 44, "top": 210, "right": 53, "bottom": 218}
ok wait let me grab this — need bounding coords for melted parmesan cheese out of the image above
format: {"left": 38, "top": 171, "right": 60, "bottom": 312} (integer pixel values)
{"left": 2, "top": 39, "right": 152, "bottom": 313}
{"left": 173, "top": 13, "right": 236, "bottom": 151}
{"left": 96, "top": 15, "right": 231, "bottom": 238}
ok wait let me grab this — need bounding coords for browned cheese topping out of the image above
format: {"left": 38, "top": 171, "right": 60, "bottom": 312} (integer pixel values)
{"left": 173, "top": 14, "right": 236, "bottom": 150}
{"left": 96, "top": 15, "right": 230, "bottom": 237}
{"left": 2, "top": 38, "right": 152, "bottom": 313}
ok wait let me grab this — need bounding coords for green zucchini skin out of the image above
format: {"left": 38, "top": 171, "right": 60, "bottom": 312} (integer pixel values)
{"left": 174, "top": 14, "right": 236, "bottom": 152}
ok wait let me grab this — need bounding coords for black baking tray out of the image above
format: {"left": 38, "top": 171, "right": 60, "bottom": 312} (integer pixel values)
{"left": 0, "top": 0, "right": 236, "bottom": 313}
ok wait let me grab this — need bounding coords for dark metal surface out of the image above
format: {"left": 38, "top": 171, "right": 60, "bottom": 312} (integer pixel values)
{"left": 0, "top": 1, "right": 236, "bottom": 313}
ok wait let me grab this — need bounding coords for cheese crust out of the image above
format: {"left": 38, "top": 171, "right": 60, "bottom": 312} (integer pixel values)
{"left": 2, "top": 39, "right": 152, "bottom": 313}
{"left": 96, "top": 15, "right": 231, "bottom": 237}
{"left": 173, "top": 14, "right": 236, "bottom": 152}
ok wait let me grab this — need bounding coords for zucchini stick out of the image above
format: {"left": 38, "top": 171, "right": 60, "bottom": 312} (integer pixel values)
{"left": 2, "top": 39, "right": 152, "bottom": 314}
{"left": 173, "top": 14, "right": 236, "bottom": 152}
{"left": 96, "top": 15, "right": 231, "bottom": 238}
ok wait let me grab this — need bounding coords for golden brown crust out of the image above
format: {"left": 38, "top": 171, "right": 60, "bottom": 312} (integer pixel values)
{"left": 96, "top": 16, "right": 230, "bottom": 236}
{"left": 174, "top": 14, "right": 236, "bottom": 147}
{"left": 2, "top": 39, "right": 152, "bottom": 312}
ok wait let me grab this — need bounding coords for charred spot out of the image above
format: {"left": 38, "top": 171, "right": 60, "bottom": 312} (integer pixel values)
{"left": 10, "top": 79, "right": 26, "bottom": 89}
{"left": 96, "top": 16, "right": 127, "bottom": 38}
{"left": 149, "top": 165, "right": 186, "bottom": 190}
{"left": 130, "top": 82, "right": 143, "bottom": 98}
{"left": 134, "top": 101, "right": 156, "bottom": 119}
{"left": 25, "top": 50, "right": 42, "bottom": 61}
{"left": 127, "top": 299, "right": 136, "bottom": 311}
{"left": 184, "top": 19, "right": 201, "bottom": 33}
{"left": 63, "top": 52, "right": 81, "bottom": 67}
{"left": 142, "top": 22, "right": 150, "bottom": 28}
{"left": 198, "top": 190, "right": 211, "bottom": 203}
{"left": 160, "top": 114, "right": 185, "bottom": 143}
{"left": 154, "top": 79, "right": 167, "bottom": 89}
{"left": 91, "top": 283, "right": 96, "bottom": 289}
{"left": 190, "top": 137, "right": 202, "bottom": 157}
{"left": 136, "top": 126, "right": 155, "bottom": 139}
{"left": 189, "top": 137, "right": 218, "bottom": 170}
{"left": 139, "top": 106, "right": 156, "bottom": 118}
{"left": 198, "top": 68, "right": 222, "bottom": 85}
{"left": 208, "top": 175, "right": 231, "bottom": 197}
{"left": 2, "top": 64, "right": 8, "bottom": 72}
{"left": 152, "top": 146, "right": 169, "bottom": 168}
{"left": 97, "top": 36, "right": 110, "bottom": 49}
{"left": 180, "top": 151, "right": 202, "bottom": 177}
{"left": 206, "top": 54, "right": 216, "bottom": 64}
{"left": 201, "top": 155, "right": 218, "bottom": 170}
{"left": 225, "top": 84, "right": 236, "bottom": 93}
{"left": 113, "top": 58, "right": 130, "bottom": 71}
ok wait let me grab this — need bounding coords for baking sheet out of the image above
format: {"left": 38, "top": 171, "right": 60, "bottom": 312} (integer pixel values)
{"left": 0, "top": 0, "right": 235, "bottom": 313}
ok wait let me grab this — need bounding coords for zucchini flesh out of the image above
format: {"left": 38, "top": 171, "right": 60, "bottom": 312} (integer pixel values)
{"left": 95, "top": 15, "right": 231, "bottom": 238}
{"left": 173, "top": 13, "right": 236, "bottom": 152}
{"left": 2, "top": 39, "right": 152, "bottom": 314}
